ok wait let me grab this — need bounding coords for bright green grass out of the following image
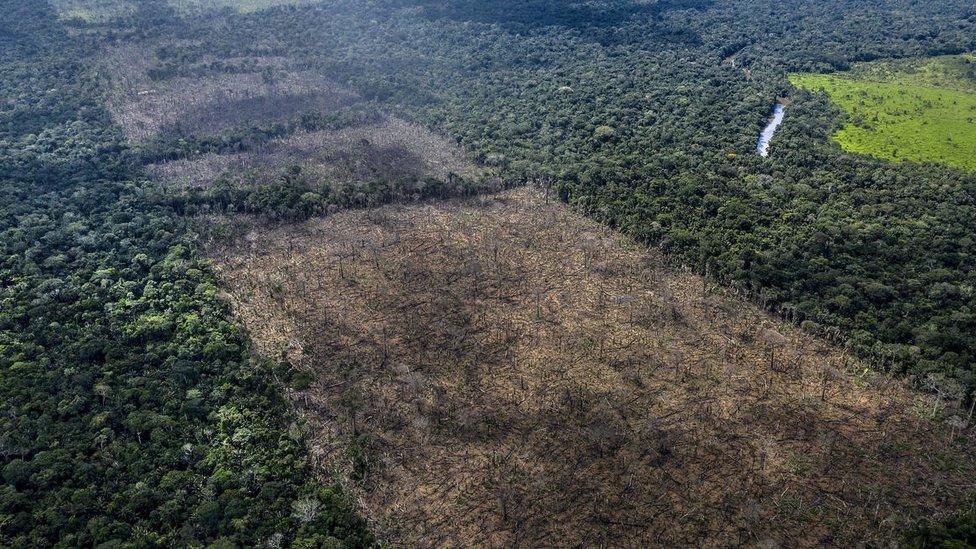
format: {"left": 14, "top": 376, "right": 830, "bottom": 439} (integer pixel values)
{"left": 790, "top": 55, "right": 976, "bottom": 172}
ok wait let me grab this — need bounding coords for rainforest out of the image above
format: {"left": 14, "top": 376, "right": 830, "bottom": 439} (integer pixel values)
{"left": 2, "top": 0, "right": 976, "bottom": 547}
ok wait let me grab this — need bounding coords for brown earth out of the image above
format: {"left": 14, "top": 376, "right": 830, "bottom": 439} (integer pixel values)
{"left": 208, "top": 187, "right": 976, "bottom": 547}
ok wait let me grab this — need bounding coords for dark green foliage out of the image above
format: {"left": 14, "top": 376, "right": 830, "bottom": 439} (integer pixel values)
{"left": 905, "top": 511, "right": 976, "bottom": 548}
{"left": 0, "top": 3, "right": 372, "bottom": 547}
{"left": 169, "top": 169, "right": 502, "bottom": 223}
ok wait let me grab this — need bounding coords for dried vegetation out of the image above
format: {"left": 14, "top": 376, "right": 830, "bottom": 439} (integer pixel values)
{"left": 209, "top": 188, "right": 976, "bottom": 546}
{"left": 101, "top": 47, "right": 357, "bottom": 142}
{"left": 146, "top": 117, "right": 479, "bottom": 190}
{"left": 55, "top": 0, "right": 320, "bottom": 21}
{"left": 104, "top": 46, "right": 481, "bottom": 194}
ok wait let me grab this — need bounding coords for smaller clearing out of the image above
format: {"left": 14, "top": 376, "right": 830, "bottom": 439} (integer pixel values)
{"left": 168, "top": 0, "right": 321, "bottom": 13}
{"left": 100, "top": 47, "right": 357, "bottom": 142}
{"left": 791, "top": 54, "right": 976, "bottom": 172}
{"left": 148, "top": 117, "right": 481, "bottom": 190}
{"left": 210, "top": 188, "right": 976, "bottom": 547}
{"left": 106, "top": 44, "right": 483, "bottom": 203}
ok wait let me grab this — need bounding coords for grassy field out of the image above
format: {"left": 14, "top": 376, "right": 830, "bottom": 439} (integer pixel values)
{"left": 790, "top": 55, "right": 976, "bottom": 172}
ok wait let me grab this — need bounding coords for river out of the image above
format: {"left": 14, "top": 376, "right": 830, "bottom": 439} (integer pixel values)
{"left": 756, "top": 104, "right": 786, "bottom": 157}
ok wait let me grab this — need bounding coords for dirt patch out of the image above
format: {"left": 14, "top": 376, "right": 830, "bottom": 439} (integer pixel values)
{"left": 209, "top": 188, "right": 976, "bottom": 546}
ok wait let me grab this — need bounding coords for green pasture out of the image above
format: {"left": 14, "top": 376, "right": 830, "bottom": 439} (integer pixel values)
{"left": 791, "top": 55, "right": 976, "bottom": 172}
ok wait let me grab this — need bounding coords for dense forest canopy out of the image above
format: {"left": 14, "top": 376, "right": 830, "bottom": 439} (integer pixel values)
{"left": 0, "top": 2, "right": 371, "bottom": 547}
{"left": 2, "top": 0, "right": 976, "bottom": 546}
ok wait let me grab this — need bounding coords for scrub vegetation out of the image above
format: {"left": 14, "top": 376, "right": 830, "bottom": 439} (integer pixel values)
{"left": 791, "top": 55, "right": 976, "bottom": 172}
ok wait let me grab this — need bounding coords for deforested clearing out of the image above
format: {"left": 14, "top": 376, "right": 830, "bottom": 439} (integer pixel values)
{"left": 169, "top": 0, "right": 322, "bottom": 13}
{"left": 52, "top": 0, "right": 131, "bottom": 22}
{"left": 208, "top": 187, "right": 976, "bottom": 546}
{"left": 104, "top": 43, "right": 483, "bottom": 203}
{"left": 147, "top": 117, "right": 481, "bottom": 190}
{"left": 100, "top": 46, "right": 358, "bottom": 142}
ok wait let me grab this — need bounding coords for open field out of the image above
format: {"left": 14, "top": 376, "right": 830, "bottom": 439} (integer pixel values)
{"left": 840, "top": 54, "right": 976, "bottom": 93}
{"left": 791, "top": 55, "right": 976, "bottom": 171}
{"left": 209, "top": 188, "right": 976, "bottom": 546}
